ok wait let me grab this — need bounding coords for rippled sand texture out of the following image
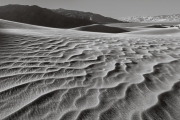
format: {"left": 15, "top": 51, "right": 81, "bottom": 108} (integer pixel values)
{"left": 1, "top": 26, "right": 180, "bottom": 120}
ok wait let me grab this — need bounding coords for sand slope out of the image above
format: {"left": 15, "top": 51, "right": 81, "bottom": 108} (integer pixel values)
{"left": 127, "top": 28, "right": 180, "bottom": 35}
{"left": 75, "top": 22, "right": 180, "bottom": 35}
{"left": 0, "top": 19, "right": 180, "bottom": 120}
{"left": 74, "top": 24, "right": 129, "bottom": 33}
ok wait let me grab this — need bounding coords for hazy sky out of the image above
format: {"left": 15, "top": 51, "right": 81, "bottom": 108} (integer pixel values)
{"left": 1, "top": 0, "right": 180, "bottom": 18}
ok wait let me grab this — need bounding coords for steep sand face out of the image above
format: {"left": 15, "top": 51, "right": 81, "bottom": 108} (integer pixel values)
{"left": 0, "top": 20, "right": 180, "bottom": 120}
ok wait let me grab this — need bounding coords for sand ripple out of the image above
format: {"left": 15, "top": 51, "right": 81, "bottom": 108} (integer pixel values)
{"left": 0, "top": 28, "right": 180, "bottom": 120}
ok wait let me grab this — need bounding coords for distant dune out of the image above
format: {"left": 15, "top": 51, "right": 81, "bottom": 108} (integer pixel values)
{"left": 127, "top": 28, "right": 180, "bottom": 35}
{"left": 106, "top": 22, "right": 180, "bottom": 28}
{"left": 142, "top": 25, "right": 168, "bottom": 28}
{"left": 74, "top": 24, "right": 130, "bottom": 33}
{"left": 104, "top": 22, "right": 180, "bottom": 35}
{"left": 1, "top": 19, "right": 180, "bottom": 120}
{"left": 74, "top": 22, "right": 180, "bottom": 35}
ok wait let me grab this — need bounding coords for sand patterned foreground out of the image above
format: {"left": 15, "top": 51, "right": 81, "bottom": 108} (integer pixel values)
{"left": 0, "top": 28, "right": 180, "bottom": 120}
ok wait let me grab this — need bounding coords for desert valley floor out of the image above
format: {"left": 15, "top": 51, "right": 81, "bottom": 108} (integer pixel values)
{"left": 0, "top": 19, "right": 180, "bottom": 120}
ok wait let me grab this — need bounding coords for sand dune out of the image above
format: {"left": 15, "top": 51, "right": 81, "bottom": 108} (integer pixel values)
{"left": 74, "top": 24, "right": 130, "bottom": 33}
{"left": 0, "top": 19, "right": 51, "bottom": 29}
{"left": 128, "top": 28, "right": 180, "bottom": 35}
{"left": 75, "top": 22, "right": 180, "bottom": 35}
{"left": 0, "top": 19, "right": 180, "bottom": 120}
{"left": 106, "top": 21, "right": 180, "bottom": 28}
{"left": 140, "top": 25, "right": 168, "bottom": 28}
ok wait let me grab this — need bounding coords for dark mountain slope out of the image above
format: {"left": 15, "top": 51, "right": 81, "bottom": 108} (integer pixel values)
{"left": 52, "top": 8, "right": 123, "bottom": 24}
{"left": 0, "top": 5, "right": 95, "bottom": 28}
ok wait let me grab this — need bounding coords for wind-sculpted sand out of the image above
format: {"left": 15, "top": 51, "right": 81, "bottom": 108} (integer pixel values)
{"left": 1, "top": 19, "right": 180, "bottom": 120}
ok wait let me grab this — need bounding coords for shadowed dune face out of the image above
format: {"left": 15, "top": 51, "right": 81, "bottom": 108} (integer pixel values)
{"left": 1, "top": 20, "right": 180, "bottom": 120}
{"left": 75, "top": 22, "right": 180, "bottom": 35}
{"left": 75, "top": 25, "right": 129, "bottom": 33}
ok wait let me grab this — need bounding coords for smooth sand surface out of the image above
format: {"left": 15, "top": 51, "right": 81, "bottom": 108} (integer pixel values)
{"left": 0, "top": 19, "right": 180, "bottom": 120}
{"left": 127, "top": 28, "right": 180, "bottom": 35}
{"left": 106, "top": 21, "right": 180, "bottom": 28}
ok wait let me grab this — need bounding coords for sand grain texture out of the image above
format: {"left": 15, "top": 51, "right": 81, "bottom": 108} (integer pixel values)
{"left": 0, "top": 19, "right": 180, "bottom": 120}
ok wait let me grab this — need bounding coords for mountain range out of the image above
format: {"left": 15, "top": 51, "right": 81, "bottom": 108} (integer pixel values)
{"left": 0, "top": 4, "right": 123, "bottom": 28}
{"left": 52, "top": 8, "right": 121, "bottom": 24}
{"left": 1, "top": 4, "right": 180, "bottom": 28}
{"left": 119, "top": 14, "right": 180, "bottom": 22}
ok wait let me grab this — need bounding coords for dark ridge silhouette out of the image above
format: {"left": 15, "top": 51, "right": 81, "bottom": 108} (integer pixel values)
{"left": 52, "top": 8, "right": 124, "bottom": 24}
{"left": 75, "top": 25, "right": 129, "bottom": 33}
{"left": 0, "top": 5, "right": 95, "bottom": 28}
